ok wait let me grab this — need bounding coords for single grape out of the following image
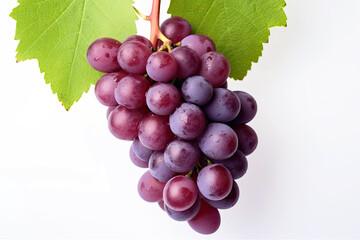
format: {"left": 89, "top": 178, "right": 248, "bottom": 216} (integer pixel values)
{"left": 117, "top": 41, "right": 152, "bottom": 74}
{"left": 164, "top": 139, "right": 200, "bottom": 173}
{"left": 205, "top": 181, "right": 240, "bottom": 209}
{"left": 129, "top": 147, "right": 148, "bottom": 168}
{"left": 165, "top": 196, "right": 200, "bottom": 221}
{"left": 114, "top": 74, "right": 150, "bottom": 109}
{"left": 198, "top": 123, "right": 238, "bottom": 160}
{"left": 123, "top": 35, "right": 153, "bottom": 49}
{"left": 163, "top": 175, "right": 198, "bottom": 211}
{"left": 187, "top": 198, "right": 221, "bottom": 235}
{"left": 108, "top": 105, "right": 148, "bottom": 140}
{"left": 138, "top": 114, "right": 174, "bottom": 150}
{"left": 181, "top": 34, "right": 216, "bottom": 58}
{"left": 203, "top": 88, "right": 241, "bottom": 122}
{"left": 233, "top": 124, "right": 258, "bottom": 155}
{"left": 95, "top": 71, "right": 127, "bottom": 107}
{"left": 212, "top": 150, "right": 248, "bottom": 179}
{"left": 138, "top": 170, "right": 165, "bottom": 202}
{"left": 231, "top": 91, "right": 258, "bottom": 125}
{"left": 181, "top": 76, "right": 213, "bottom": 106}
{"left": 170, "top": 46, "right": 199, "bottom": 79}
{"left": 199, "top": 51, "right": 230, "bottom": 88}
{"left": 87, "top": 37, "right": 122, "bottom": 73}
{"left": 149, "top": 151, "right": 177, "bottom": 183}
{"left": 169, "top": 103, "right": 206, "bottom": 140}
{"left": 197, "top": 164, "right": 233, "bottom": 201}
{"left": 132, "top": 137, "right": 154, "bottom": 162}
{"left": 160, "top": 17, "right": 192, "bottom": 43}
{"left": 146, "top": 83, "right": 181, "bottom": 115}
{"left": 146, "top": 51, "right": 178, "bottom": 82}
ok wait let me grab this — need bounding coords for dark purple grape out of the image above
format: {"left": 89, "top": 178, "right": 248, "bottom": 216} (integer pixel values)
{"left": 197, "top": 164, "right": 233, "bottom": 201}
{"left": 233, "top": 124, "right": 258, "bottom": 155}
{"left": 108, "top": 105, "right": 148, "bottom": 140}
{"left": 181, "top": 76, "right": 213, "bottom": 106}
{"left": 163, "top": 175, "right": 198, "bottom": 211}
{"left": 164, "top": 139, "right": 200, "bottom": 173}
{"left": 170, "top": 46, "right": 199, "bottom": 79}
{"left": 165, "top": 196, "right": 200, "bottom": 221}
{"left": 181, "top": 34, "right": 215, "bottom": 58}
{"left": 205, "top": 181, "right": 239, "bottom": 209}
{"left": 138, "top": 114, "right": 174, "bottom": 150}
{"left": 231, "top": 91, "right": 257, "bottom": 125}
{"left": 94, "top": 71, "right": 127, "bottom": 107}
{"left": 129, "top": 147, "right": 148, "bottom": 168}
{"left": 188, "top": 198, "right": 221, "bottom": 235}
{"left": 123, "top": 35, "right": 153, "bottom": 49}
{"left": 212, "top": 150, "right": 248, "bottom": 179}
{"left": 132, "top": 137, "right": 154, "bottom": 162}
{"left": 198, "top": 123, "right": 238, "bottom": 160}
{"left": 203, "top": 88, "right": 241, "bottom": 122}
{"left": 138, "top": 170, "right": 165, "bottom": 202}
{"left": 146, "top": 51, "right": 178, "bottom": 82}
{"left": 117, "top": 41, "right": 152, "bottom": 74}
{"left": 160, "top": 17, "right": 192, "bottom": 43}
{"left": 199, "top": 51, "right": 230, "bottom": 88}
{"left": 169, "top": 103, "right": 206, "bottom": 140}
{"left": 114, "top": 74, "right": 150, "bottom": 109}
{"left": 87, "top": 38, "right": 122, "bottom": 73}
{"left": 149, "top": 151, "right": 177, "bottom": 183}
{"left": 146, "top": 83, "right": 181, "bottom": 115}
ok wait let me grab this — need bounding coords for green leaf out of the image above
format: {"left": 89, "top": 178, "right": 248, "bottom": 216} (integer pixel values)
{"left": 168, "top": 0, "right": 287, "bottom": 80}
{"left": 10, "top": 0, "right": 137, "bottom": 110}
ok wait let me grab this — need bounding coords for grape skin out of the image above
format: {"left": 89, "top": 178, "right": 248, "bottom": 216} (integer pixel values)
{"left": 146, "top": 83, "right": 181, "bottom": 116}
{"left": 160, "top": 17, "right": 192, "bottom": 44}
{"left": 181, "top": 34, "right": 216, "bottom": 58}
{"left": 149, "top": 150, "right": 177, "bottom": 183}
{"left": 212, "top": 150, "right": 248, "bottom": 179}
{"left": 165, "top": 196, "right": 200, "bottom": 221}
{"left": 199, "top": 51, "right": 230, "bottom": 88}
{"left": 138, "top": 170, "right": 165, "bottom": 202}
{"left": 231, "top": 91, "right": 258, "bottom": 125}
{"left": 129, "top": 147, "right": 148, "bottom": 168}
{"left": 170, "top": 46, "right": 199, "bottom": 79}
{"left": 117, "top": 41, "right": 152, "bottom": 74}
{"left": 146, "top": 51, "right": 178, "bottom": 82}
{"left": 233, "top": 124, "right": 258, "bottom": 156}
{"left": 123, "top": 35, "right": 153, "bottom": 49}
{"left": 181, "top": 76, "right": 213, "bottom": 106}
{"left": 95, "top": 71, "right": 127, "bottom": 107}
{"left": 132, "top": 137, "right": 154, "bottom": 162}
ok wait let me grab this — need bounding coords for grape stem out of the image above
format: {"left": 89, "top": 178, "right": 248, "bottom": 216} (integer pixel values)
{"left": 133, "top": 0, "right": 173, "bottom": 51}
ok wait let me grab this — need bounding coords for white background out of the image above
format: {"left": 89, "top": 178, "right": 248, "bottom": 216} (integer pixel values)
{"left": 1, "top": 0, "right": 360, "bottom": 239}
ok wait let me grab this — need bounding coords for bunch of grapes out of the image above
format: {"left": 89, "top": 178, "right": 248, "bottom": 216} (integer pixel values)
{"left": 87, "top": 16, "right": 258, "bottom": 235}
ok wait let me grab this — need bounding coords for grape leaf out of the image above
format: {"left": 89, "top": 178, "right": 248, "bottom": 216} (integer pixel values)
{"left": 168, "top": 0, "right": 287, "bottom": 80}
{"left": 10, "top": 0, "right": 137, "bottom": 110}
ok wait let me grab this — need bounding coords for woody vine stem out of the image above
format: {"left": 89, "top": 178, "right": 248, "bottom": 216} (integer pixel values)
{"left": 133, "top": 0, "right": 176, "bottom": 51}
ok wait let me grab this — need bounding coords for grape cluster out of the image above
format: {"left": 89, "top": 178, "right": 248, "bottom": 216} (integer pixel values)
{"left": 87, "top": 16, "right": 258, "bottom": 235}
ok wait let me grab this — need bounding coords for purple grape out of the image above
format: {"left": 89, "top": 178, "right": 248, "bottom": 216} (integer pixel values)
{"left": 205, "top": 181, "right": 239, "bottom": 209}
{"left": 233, "top": 124, "right": 258, "bottom": 155}
{"left": 188, "top": 198, "right": 221, "bottom": 235}
{"left": 123, "top": 35, "right": 153, "bottom": 49}
{"left": 212, "top": 150, "right": 248, "bottom": 179}
{"left": 199, "top": 51, "right": 230, "bottom": 88}
{"left": 87, "top": 38, "right": 122, "bottom": 73}
{"left": 158, "top": 200, "right": 165, "bottom": 211}
{"left": 160, "top": 17, "right": 192, "bottom": 43}
{"left": 114, "top": 74, "right": 150, "bottom": 109}
{"left": 132, "top": 137, "right": 154, "bottom": 162}
{"left": 169, "top": 103, "right": 206, "bottom": 140}
{"left": 138, "top": 114, "right": 174, "bottom": 150}
{"left": 163, "top": 175, "right": 198, "bottom": 211}
{"left": 94, "top": 71, "right": 127, "bottom": 107}
{"left": 129, "top": 147, "right": 148, "bottom": 168}
{"left": 198, "top": 123, "right": 238, "bottom": 160}
{"left": 164, "top": 139, "right": 200, "bottom": 173}
{"left": 138, "top": 170, "right": 165, "bottom": 202}
{"left": 181, "top": 76, "right": 213, "bottom": 106}
{"left": 170, "top": 46, "right": 199, "bottom": 79}
{"left": 117, "top": 41, "right": 152, "bottom": 74}
{"left": 146, "top": 51, "right": 178, "bottom": 82}
{"left": 106, "top": 106, "right": 117, "bottom": 119}
{"left": 203, "top": 88, "right": 241, "bottom": 122}
{"left": 197, "top": 164, "right": 233, "bottom": 201}
{"left": 231, "top": 91, "right": 257, "bottom": 125}
{"left": 165, "top": 196, "right": 200, "bottom": 221}
{"left": 181, "top": 34, "right": 215, "bottom": 58}
{"left": 149, "top": 151, "right": 177, "bottom": 183}
{"left": 146, "top": 83, "right": 181, "bottom": 115}
{"left": 108, "top": 105, "right": 148, "bottom": 140}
